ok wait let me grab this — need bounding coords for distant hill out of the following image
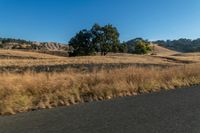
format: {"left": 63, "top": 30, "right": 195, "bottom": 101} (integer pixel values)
{"left": 0, "top": 38, "right": 68, "bottom": 51}
{"left": 153, "top": 38, "right": 200, "bottom": 52}
{"left": 151, "top": 44, "right": 179, "bottom": 56}
{"left": 126, "top": 38, "right": 180, "bottom": 55}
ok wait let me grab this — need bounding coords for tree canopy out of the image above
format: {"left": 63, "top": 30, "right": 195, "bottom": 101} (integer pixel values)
{"left": 68, "top": 29, "right": 96, "bottom": 56}
{"left": 68, "top": 24, "right": 120, "bottom": 56}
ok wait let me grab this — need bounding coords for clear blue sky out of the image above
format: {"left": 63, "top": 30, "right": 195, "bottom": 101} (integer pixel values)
{"left": 0, "top": 0, "right": 200, "bottom": 43}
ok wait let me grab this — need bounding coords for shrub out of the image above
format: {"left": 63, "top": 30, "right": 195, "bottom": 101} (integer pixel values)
{"left": 134, "top": 40, "right": 152, "bottom": 54}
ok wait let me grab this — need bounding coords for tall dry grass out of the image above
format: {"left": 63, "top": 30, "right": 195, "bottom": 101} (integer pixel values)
{"left": 0, "top": 64, "right": 200, "bottom": 115}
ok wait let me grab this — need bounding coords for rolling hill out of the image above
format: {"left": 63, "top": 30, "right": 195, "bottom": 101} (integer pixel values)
{"left": 151, "top": 44, "right": 179, "bottom": 56}
{"left": 154, "top": 38, "right": 200, "bottom": 52}
{"left": 0, "top": 38, "right": 68, "bottom": 51}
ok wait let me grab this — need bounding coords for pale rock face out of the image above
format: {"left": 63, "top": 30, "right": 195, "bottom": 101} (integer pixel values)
{"left": 1, "top": 40, "right": 66, "bottom": 51}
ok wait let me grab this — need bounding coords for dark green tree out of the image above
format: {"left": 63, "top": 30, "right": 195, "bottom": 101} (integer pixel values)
{"left": 119, "top": 42, "right": 128, "bottom": 53}
{"left": 91, "top": 24, "right": 120, "bottom": 55}
{"left": 91, "top": 23, "right": 102, "bottom": 52}
{"left": 100, "top": 24, "right": 120, "bottom": 55}
{"left": 69, "top": 23, "right": 121, "bottom": 56}
{"left": 0, "top": 42, "right": 2, "bottom": 48}
{"left": 68, "top": 29, "right": 96, "bottom": 56}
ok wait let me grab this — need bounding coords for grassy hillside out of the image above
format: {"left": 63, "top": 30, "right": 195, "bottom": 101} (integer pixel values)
{"left": 151, "top": 44, "right": 179, "bottom": 56}
{"left": 0, "top": 48, "right": 199, "bottom": 73}
{"left": 154, "top": 38, "right": 200, "bottom": 52}
{"left": 0, "top": 38, "right": 67, "bottom": 51}
{"left": 0, "top": 48, "right": 200, "bottom": 115}
{"left": 0, "top": 49, "right": 63, "bottom": 59}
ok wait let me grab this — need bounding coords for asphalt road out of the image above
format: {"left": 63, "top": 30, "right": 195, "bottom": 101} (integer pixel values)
{"left": 0, "top": 86, "right": 200, "bottom": 133}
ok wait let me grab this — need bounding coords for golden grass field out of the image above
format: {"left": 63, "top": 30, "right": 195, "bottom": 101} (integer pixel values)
{"left": 0, "top": 46, "right": 200, "bottom": 115}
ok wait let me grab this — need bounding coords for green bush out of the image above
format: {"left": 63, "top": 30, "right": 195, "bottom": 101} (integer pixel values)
{"left": 134, "top": 40, "right": 152, "bottom": 54}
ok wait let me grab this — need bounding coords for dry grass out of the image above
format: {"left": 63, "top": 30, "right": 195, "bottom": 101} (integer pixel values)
{"left": 0, "top": 64, "right": 200, "bottom": 115}
{"left": 0, "top": 49, "right": 199, "bottom": 68}
{"left": 1, "top": 50, "right": 200, "bottom": 73}
{"left": 0, "top": 54, "right": 175, "bottom": 67}
{"left": 0, "top": 49, "right": 181, "bottom": 73}
{"left": 0, "top": 49, "right": 62, "bottom": 59}
{"left": 151, "top": 44, "right": 179, "bottom": 56}
{"left": 0, "top": 49, "right": 200, "bottom": 115}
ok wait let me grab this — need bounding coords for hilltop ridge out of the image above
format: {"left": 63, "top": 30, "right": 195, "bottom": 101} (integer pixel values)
{"left": 0, "top": 38, "right": 67, "bottom": 51}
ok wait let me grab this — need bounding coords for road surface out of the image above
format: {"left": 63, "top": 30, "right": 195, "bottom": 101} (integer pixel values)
{"left": 0, "top": 85, "right": 200, "bottom": 133}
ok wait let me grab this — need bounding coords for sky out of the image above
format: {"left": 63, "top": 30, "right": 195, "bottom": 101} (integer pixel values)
{"left": 0, "top": 0, "right": 200, "bottom": 43}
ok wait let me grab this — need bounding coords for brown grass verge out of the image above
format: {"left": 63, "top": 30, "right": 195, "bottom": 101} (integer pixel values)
{"left": 0, "top": 64, "right": 200, "bottom": 115}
